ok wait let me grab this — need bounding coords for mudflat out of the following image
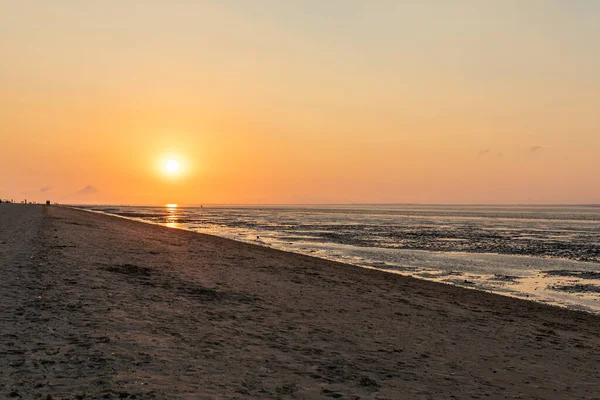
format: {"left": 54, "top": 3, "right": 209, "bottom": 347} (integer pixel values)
{"left": 1, "top": 204, "right": 599, "bottom": 399}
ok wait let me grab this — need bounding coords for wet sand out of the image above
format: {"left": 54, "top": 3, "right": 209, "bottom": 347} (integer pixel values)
{"left": 1, "top": 204, "right": 599, "bottom": 399}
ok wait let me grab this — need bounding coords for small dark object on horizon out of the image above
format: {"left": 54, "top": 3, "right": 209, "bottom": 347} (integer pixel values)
{"left": 46, "top": 200, "right": 51, "bottom": 205}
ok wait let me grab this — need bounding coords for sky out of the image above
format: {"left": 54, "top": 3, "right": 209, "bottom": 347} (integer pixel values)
{"left": 1, "top": 1, "right": 599, "bottom": 205}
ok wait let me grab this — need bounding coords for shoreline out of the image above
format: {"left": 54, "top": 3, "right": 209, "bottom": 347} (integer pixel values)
{"left": 1, "top": 204, "right": 599, "bottom": 399}
{"left": 74, "top": 205, "right": 600, "bottom": 315}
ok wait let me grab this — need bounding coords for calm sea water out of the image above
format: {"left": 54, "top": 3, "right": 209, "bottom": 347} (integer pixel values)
{"left": 80, "top": 204, "right": 600, "bottom": 314}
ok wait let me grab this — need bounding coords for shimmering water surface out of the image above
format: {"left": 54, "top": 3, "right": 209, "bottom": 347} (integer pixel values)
{"left": 80, "top": 204, "right": 600, "bottom": 314}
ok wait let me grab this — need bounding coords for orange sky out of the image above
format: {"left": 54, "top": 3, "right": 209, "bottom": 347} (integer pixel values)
{"left": 1, "top": 1, "right": 599, "bottom": 205}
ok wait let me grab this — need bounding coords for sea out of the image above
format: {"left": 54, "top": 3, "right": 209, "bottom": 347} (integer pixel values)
{"left": 79, "top": 204, "right": 600, "bottom": 314}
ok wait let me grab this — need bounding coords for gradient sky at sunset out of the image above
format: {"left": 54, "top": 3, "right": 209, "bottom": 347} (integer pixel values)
{"left": 1, "top": 1, "right": 599, "bottom": 205}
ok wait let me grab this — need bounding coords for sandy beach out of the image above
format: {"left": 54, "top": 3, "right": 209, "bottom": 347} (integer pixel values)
{"left": 1, "top": 204, "right": 599, "bottom": 399}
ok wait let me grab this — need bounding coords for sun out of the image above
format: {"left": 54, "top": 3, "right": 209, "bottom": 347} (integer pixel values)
{"left": 165, "top": 159, "right": 180, "bottom": 173}
{"left": 158, "top": 154, "right": 187, "bottom": 178}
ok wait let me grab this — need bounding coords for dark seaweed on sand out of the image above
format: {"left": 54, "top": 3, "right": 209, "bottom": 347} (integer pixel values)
{"left": 549, "top": 284, "right": 600, "bottom": 293}
{"left": 544, "top": 270, "right": 600, "bottom": 280}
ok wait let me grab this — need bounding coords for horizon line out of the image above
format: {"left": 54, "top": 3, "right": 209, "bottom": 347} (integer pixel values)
{"left": 63, "top": 202, "right": 600, "bottom": 208}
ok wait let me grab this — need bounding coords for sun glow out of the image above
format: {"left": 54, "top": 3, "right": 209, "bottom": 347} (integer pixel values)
{"left": 165, "top": 159, "right": 180, "bottom": 173}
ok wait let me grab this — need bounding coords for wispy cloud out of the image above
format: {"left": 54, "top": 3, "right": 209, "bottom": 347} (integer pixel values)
{"left": 40, "top": 186, "right": 52, "bottom": 193}
{"left": 479, "top": 148, "right": 503, "bottom": 158}
{"left": 76, "top": 185, "right": 99, "bottom": 195}
{"left": 529, "top": 146, "right": 543, "bottom": 153}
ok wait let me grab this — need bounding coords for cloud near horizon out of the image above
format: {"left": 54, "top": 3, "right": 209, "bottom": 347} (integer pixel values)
{"left": 76, "top": 185, "right": 99, "bottom": 195}
{"left": 40, "top": 186, "right": 52, "bottom": 193}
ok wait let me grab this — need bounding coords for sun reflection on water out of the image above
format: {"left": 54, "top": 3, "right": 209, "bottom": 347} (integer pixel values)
{"left": 165, "top": 204, "right": 180, "bottom": 228}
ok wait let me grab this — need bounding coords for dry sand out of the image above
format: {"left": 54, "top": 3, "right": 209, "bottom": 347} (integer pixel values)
{"left": 1, "top": 204, "right": 599, "bottom": 399}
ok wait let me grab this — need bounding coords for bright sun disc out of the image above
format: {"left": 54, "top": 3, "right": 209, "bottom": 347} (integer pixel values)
{"left": 165, "top": 159, "right": 180, "bottom": 173}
